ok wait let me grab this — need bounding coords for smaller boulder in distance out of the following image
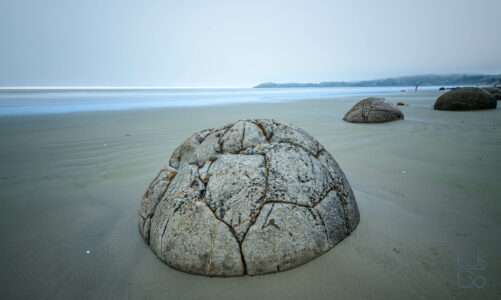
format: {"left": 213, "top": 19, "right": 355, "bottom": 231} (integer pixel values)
{"left": 343, "top": 97, "right": 404, "bottom": 123}
{"left": 434, "top": 87, "right": 497, "bottom": 111}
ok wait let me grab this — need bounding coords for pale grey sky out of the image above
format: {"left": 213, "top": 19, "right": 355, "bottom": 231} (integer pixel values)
{"left": 1, "top": 0, "right": 500, "bottom": 87}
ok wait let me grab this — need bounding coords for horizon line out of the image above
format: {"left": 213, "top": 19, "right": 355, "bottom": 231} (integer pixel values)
{"left": 2, "top": 73, "right": 500, "bottom": 91}
{"left": 0, "top": 85, "right": 250, "bottom": 91}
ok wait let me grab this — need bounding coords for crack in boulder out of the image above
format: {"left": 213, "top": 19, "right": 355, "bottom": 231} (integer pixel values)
{"left": 250, "top": 120, "right": 273, "bottom": 142}
{"left": 313, "top": 209, "right": 330, "bottom": 244}
{"left": 139, "top": 168, "right": 177, "bottom": 244}
{"left": 201, "top": 200, "right": 248, "bottom": 275}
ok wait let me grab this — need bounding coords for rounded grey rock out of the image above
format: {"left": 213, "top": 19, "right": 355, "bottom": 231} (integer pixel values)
{"left": 138, "top": 119, "right": 360, "bottom": 276}
{"left": 434, "top": 87, "right": 497, "bottom": 110}
{"left": 343, "top": 97, "right": 404, "bottom": 123}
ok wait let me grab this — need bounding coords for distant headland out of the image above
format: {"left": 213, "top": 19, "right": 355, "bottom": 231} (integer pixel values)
{"left": 254, "top": 74, "right": 501, "bottom": 88}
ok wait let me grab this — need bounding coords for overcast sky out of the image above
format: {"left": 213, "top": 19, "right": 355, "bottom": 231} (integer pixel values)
{"left": 1, "top": 0, "right": 500, "bottom": 87}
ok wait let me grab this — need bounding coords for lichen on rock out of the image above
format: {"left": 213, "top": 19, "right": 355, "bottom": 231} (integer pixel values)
{"left": 138, "top": 119, "right": 360, "bottom": 276}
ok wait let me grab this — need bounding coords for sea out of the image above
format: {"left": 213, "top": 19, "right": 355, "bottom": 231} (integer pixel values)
{"left": 0, "top": 86, "right": 439, "bottom": 116}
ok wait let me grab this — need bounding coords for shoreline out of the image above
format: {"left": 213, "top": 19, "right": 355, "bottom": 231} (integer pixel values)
{"left": 0, "top": 88, "right": 445, "bottom": 118}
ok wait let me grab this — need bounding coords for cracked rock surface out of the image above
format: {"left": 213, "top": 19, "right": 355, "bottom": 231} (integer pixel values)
{"left": 343, "top": 97, "right": 404, "bottom": 123}
{"left": 138, "top": 119, "right": 360, "bottom": 276}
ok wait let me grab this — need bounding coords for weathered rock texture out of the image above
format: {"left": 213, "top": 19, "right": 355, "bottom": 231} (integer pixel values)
{"left": 343, "top": 97, "right": 404, "bottom": 123}
{"left": 484, "top": 87, "right": 501, "bottom": 100}
{"left": 434, "top": 87, "right": 497, "bottom": 110}
{"left": 138, "top": 119, "right": 360, "bottom": 276}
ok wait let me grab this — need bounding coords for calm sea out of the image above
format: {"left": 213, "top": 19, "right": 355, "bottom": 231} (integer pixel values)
{"left": 0, "top": 86, "right": 437, "bottom": 116}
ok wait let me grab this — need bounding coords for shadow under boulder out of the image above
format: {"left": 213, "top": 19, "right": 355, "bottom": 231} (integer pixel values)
{"left": 343, "top": 97, "right": 404, "bottom": 123}
{"left": 434, "top": 87, "right": 497, "bottom": 111}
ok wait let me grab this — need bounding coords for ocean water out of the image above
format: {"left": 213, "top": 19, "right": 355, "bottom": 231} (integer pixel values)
{"left": 0, "top": 86, "right": 438, "bottom": 116}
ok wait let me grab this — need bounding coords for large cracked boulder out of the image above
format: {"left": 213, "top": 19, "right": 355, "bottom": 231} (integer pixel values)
{"left": 434, "top": 87, "right": 497, "bottom": 110}
{"left": 343, "top": 97, "right": 404, "bottom": 123}
{"left": 138, "top": 119, "right": 360, "bottom": 276}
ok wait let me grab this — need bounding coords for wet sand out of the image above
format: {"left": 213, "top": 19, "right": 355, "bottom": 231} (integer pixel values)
{"left": 0, "top": 90, "right": 500, "bottom": 299}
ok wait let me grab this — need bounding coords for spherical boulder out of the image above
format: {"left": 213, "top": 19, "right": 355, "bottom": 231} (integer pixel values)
{"left": 138, "top": 119, "right": 360, "bottom": 276}
{"left": 434, "top": 87, "right": 497, "bottom": 110}
{"left": 343, "top": 97, "right": 404, "bottom": 123}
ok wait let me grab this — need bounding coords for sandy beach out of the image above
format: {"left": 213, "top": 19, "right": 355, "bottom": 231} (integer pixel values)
{"left": 0, "top": 90, "right": 500, "bottom": 299}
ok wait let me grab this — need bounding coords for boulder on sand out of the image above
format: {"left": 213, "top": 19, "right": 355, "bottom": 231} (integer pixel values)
{"left": 343, "top": 97, "right": 404, "bottom": 123}
{"left": 138, "top": 119, "right": 360, "bottom": 276}
{"left": 434, "top": 87, "right": 497, "bottom": 110}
